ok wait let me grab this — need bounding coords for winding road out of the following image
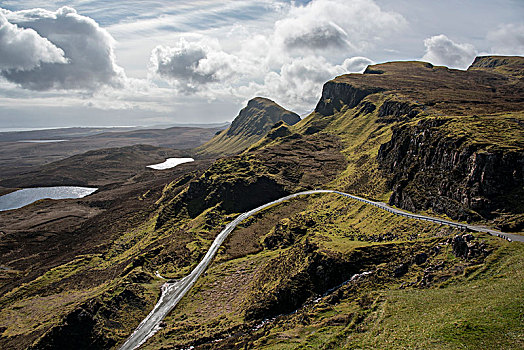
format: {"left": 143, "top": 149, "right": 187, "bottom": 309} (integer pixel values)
{"left": 119, "top": 189, "right": 523, "bottom": 350}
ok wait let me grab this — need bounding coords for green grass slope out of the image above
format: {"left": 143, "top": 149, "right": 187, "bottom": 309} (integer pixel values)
{"left": 0, "top": 56, "right": 522, "bottom": 349}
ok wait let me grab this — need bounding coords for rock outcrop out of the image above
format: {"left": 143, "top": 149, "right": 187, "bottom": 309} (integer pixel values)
{"left": 197, "top": 97, "right": 300, "bottom": 156}
{"left": 315, "top": 81, "right": 383, "bottom": 116}
{"left": 469, "top": 56, "right": 524, "bottom": 77}
{"left": 377, "top": 99, "right": 420, "bottom": 122}
{"left": 450, "top": 234, "right": 491, "bottom": 260}
{"left": 227, "top": 98, "right": 300, "bottom": 137}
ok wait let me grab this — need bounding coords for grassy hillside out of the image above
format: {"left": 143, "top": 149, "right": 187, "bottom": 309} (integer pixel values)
{"left": 0, "top": 56, "right": 522, "bottom": 349}
{"left": 144, "top": 195, "right": 523, "bottom": 350}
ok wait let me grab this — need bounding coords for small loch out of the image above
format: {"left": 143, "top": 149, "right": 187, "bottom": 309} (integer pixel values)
{"left": 17, "top": 140, "right": 68, "bottom": 143}
{"left": 146, "top": 158, "right": 194, "bottom": 170}
{"left": 0, "top": 186, "right": 98, "bottom": 212}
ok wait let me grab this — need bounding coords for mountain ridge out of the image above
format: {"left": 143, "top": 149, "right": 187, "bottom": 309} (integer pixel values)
{"left": 0, "top": 56, "right": 522, "bottom": 350}
{"left": 196, "top": 97, "right": 300, "bottom": 157}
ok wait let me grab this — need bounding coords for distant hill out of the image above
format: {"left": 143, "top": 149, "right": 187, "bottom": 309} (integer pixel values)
{"left": 0, "top": 126, "right": 222, "bottom": 179}
{"left": 0, "top": 127, "right": 137, "bottom": 142}
{"left": 196, "top": 97, "right": 300, "bottom": 156}
{"left": 0, "top": 144, "right": 187, "bottom": 188}
{"left": 0, "top": 123, "right": 231, "bottom": 142}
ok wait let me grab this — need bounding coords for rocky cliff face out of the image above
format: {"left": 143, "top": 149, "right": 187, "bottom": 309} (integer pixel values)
{"left": 469, "top": 55, "right": 524, "bottom": 77}
{"left": 307, "top": 56, "right": 523, "bottom": 227}
{"left": 377, "top": 118, "right": 524, "bottom": 225}
{"left": 377, "top": 99, "right": 421, "bottom": 122}
{"left": 315, "top": 81, "right": 383, "bottom": 116}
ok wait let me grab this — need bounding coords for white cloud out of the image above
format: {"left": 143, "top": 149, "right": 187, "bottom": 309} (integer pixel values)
{"left": 340, "top": 56, "right": 374, "bottom": 72}
{"left": 147, "top": 0, "right": 394, "bottom": 110}
{"left": 0, "top": 1, "right": 400, "bottom": 127}
{"left": 264, "top": 56, "right": 344, "bottom": 106}
{"left": 422, "top": 34, "right": 477, "bottom": 69}
{"left": 0, "top": 12, "right": 67, "bottom": 71}
{"left": 149, "top": 38, "right": 241, "bottom": 93}
{"left": 279, "top": 21, "right": 352, "bottom": 51}
{"left": 487, "top": 23, "right": 524, "bottom": 55}
{"left": 1, "top": 6, "right": 125, "bottom": 91}
{"left": 274, "top": 0, "right": 406, "bottom": 54}
{"left": 238, "top": 55, "right": 374, "bottom": 111}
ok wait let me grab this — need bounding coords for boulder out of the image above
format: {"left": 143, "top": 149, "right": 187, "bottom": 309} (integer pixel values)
{"left": 393, "top": 263, "right": 409, "bottom": 277}
{"left": 414, "top": 252, "right": 428, "bottom": 265}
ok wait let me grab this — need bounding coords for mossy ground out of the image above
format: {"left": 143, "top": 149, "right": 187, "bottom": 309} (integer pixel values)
{"left": 142, "top": 190, "right": 505, "bottom": 349}
{"left": 0, "top": 212, "right": 167, "bottom": 347}
{"left": 197, "top": 131, "right": 260, "bottom": 157}
{"left": 320, "top": 241, "right": 524, "bottom": 350}
{"left": 1, "top": 59, "right": 522, "bottom": 349}
{"left": 293, "top": 94, "right": 393, "bottom": 200}
{"left": 140, "top": 62, "right": 523, "bottom": 348}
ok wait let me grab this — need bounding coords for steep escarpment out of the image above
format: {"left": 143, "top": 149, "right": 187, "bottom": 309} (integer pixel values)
{"left": 469, "top": 55, "right": 524, "bottom": 77}
{"left": 320, "top": 59, "right": 523, "bottom": 117}
{"left": 2, "top": 56, "right": 523, "bottom": 350}
{"left": 378, "top": 116, "right": 524, "bottom": 225}
{"left": 197, "top": 97, "right": 300, "bottom": 156}
{"left": 303, "top": 57, "right": 522, "bottom": 141}
{"left": 315, "top": 80, "right": 383, "bottom": 116}
{"left": 302, "top": 56, "right": 524, "bottom": 227}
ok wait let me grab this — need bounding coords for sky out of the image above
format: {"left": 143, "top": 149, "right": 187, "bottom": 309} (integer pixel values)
{"left": 0, "top": 0, "right": 522, "bottom": 128}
